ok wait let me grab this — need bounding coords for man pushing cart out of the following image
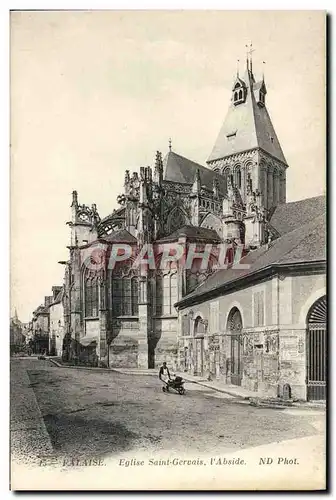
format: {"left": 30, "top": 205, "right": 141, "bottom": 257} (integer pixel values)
{"left": 159, "top": 362, "right": 186, "bottom": 395}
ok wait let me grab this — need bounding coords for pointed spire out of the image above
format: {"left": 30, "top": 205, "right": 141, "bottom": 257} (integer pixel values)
{"left": 168, "top": 137, "right": 172, "bottom": 152}
{"left": 262, "top": 61, "right": 266, "bottom": 81}
{"left": 245, "top": 44, "right": 249, "bottom": 70}
{"left": 236, "top": 59, "right": 240, "bottom": 77}
{"left": 245, "top": 43, "right": 255, "bottom": 77}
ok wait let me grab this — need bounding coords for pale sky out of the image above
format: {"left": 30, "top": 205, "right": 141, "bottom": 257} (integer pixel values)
{"left": 10, "top": 10, "right": 326, "bottom": 322}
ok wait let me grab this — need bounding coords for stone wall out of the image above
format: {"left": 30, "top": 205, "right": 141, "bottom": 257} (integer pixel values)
{"left": 109, "top": 319, "right": 139, "bottom": 367}
{"left": 152, "top": 317, "right": 179, "bottom": 370}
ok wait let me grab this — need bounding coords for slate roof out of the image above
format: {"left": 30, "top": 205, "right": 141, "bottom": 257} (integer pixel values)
{"left": 269, "top": 195, "right": 326, "bottom": 236}
{"left": 100, "top": 206, "right": 125, "bottom": 224}
{"left": 207, "top": 69, "right": 287, "bottom": 164}
{"left": 101, "top": 229, "right": 137, "bottom": 244}
{"left": 163, "top": 151, "right": 227, "bottom": 194}
{"left": 157, "top": 225, "right": 221, "bottom": 243}
{"left": 176, "top": 208, "right": 326, "bottom": 307}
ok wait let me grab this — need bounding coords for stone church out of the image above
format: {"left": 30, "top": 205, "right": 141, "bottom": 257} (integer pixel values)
{"left": 61, "top": 56, "right": 326, "bottom": 401}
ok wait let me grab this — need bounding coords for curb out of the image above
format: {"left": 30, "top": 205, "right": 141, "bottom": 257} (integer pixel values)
{"left": 178, "top": 376, "right": 247, "bottom": 400}
{"left": 48, "top": 358, "right": 113, "bottom": 373}
{"left": 110, "top": 368, "right": 157, "bottom": 377}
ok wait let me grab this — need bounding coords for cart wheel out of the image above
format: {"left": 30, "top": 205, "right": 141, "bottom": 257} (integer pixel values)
{"left": 178, "top": 387, "right": 185, "bottom": 395}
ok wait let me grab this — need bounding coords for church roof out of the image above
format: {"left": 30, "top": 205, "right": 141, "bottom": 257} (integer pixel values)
{"left": 163, "top": 151, "right": 227, "bottom": 194}
{"left": 101, "top": 229, "right": 137, "bottom": 244}
{"left": 269, "top": 195, "right": 326, "bottom": 236}
{"left": 157, "top": 225, "right": 221, "bottom": 243}
{"left": 207, "top": 69, "right": 287, "bottom": 165}
{"left": 176, "top": 206, "right": 326, "bottom": 308}
{"left": 100, "top": 206, "right": 125, "bottom": 224}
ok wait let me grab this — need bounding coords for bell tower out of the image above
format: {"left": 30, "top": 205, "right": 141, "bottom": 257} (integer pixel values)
{"left": 207, "top": 48, "right": 288, "bottom": 215}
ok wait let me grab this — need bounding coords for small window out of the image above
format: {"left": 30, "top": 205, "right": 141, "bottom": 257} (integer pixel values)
{"left": 238, "top": 89, "right": 243, "bottom": 100}
{"left": 234, "top": 91, "right": 238, "bottom": 101}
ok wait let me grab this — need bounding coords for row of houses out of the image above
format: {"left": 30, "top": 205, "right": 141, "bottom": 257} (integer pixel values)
{"left": 28, "top": 286, "right": 65, "bottom": 356}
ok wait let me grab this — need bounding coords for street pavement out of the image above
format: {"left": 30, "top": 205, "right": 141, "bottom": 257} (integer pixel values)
{"left": 10, "top": 358, "right": 325, "bottom": 465}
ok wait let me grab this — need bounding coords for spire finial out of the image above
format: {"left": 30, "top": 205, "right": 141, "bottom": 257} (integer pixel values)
{"left": 168, "top": 138, "right": 172, "bottom": 152}
{"left": 236, "top": 59, "right": 240, "bottom": 77}
{"left": 262, "top": 61, "right": 266, "bottom": 80}
{"left": 245, "top": 43, "right": 255, "bottom": 72}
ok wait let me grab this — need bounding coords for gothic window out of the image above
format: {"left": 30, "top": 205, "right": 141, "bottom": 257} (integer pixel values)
{"left": 234, "top": 91, "right": 238, "bottom": 101}
{"left": 85, "top": 278, "right": 99, "bottom": 318}
{"left": 156, "top": 272, "right": 178, "bottom": 316}
{"left": 238, "top": 89, "right": 243, "bottom": 100}
{"left": 112, "top": 276, "right": 138, "bottom": 316}
{"left": 168, "top": 208, "right": 187, "bottom": 234}
{"left": 259, "top": 91, "right": 265, "bottom": 105}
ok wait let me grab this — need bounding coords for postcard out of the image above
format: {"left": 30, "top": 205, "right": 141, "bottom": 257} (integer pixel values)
{"left": 10, "top": 10, "right": 326, "bottom": 491}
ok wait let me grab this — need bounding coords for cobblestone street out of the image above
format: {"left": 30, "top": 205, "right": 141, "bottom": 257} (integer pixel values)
{"left": 11, "top": 358, "right": 325, "bottom": 466}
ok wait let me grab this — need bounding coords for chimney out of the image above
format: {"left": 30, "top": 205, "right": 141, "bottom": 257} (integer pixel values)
{"left": 44, "top": 296, "right": 53, "bottom": 307}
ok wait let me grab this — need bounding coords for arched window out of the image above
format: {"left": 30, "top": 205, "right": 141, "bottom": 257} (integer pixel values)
{"left": 227, "top": 307, "right": 243, "bottom": 333}
{"left": 222, "top": 168, "right": 230, "bottom": 192}
{"left": 236, "top": 168, "right": 242, "bottom": 188}
{"left": 234, "top": 91, "right": 238, "bottom": 102}
{"left": 156, "top": 272, "right": 178, "bottom": 316}
{"left": 85, "top": 277, "right": 99, "bottom": 317}
{"left": 238, "top": 89, "right": 243, "bottom": 100}
{"left": 112, "top": 276, "right": 138, "bottom": 316}
{"left": 194, "top": 316, "right": 206, "bottom": 336}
